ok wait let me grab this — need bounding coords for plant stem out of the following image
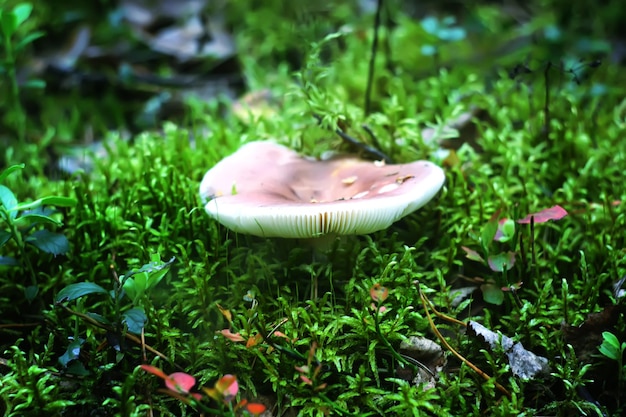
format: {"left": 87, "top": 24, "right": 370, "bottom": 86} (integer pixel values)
{"left": 372, "top": 304, "right": 416, "bottom": 373}
{"left": 3, "top": 35, "right": 25, "bottom": 141}
{"left": 364, "top": 0, "right": 383, "bottom": 116}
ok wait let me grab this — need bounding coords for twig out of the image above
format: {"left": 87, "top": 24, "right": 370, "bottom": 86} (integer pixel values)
{"left": 59, "top": 304, "right": 183, "bottom": 370}
{"left": 313, "top": 114, "right": 392, "bottom": 163}
{"left": 364, "top": 0, "right": 383, "bottom": 115}
{"left": 417, "top": 283, "right": 511, "bottom": 398}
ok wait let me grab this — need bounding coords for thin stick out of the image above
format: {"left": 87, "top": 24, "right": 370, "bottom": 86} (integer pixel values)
{"left": 313, "top": 114, "right": 392, "bottom": 162}
{"left": 59, "top": 304, "right": 183, "bottom": 370}
{"left": 417, "top": 284, "right": 511, "bottom": 398}
{"left": 364, "top": 0, "right": 383, "bottom": 115}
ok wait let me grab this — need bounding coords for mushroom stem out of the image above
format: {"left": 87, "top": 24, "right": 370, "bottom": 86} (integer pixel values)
{"left": 301, "top": 234, "right": 340, "bottom": 253}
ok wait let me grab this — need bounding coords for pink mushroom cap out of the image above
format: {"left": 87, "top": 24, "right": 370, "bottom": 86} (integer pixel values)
{"left": 199, "top": 141, "right": 445, "bottom": 238}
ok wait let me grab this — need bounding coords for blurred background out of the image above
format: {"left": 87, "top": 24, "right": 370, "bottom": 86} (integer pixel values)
{"left": 1, "top": 0, "right": 624, "bottom": 171}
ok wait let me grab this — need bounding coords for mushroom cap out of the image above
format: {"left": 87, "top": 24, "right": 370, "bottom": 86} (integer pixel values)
{"left": 199, "top": 141, "right": 445, "bottom": 238}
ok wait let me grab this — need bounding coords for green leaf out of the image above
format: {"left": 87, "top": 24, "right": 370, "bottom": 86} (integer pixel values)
{"left": 15, "top": 212, "right": 62, "bottom": 227}
{"left": 66, "top": 361, "right": 90, "bottom": 376}
{"left": 26, "top": 229, "right": 69, "bottom": 255}
{"left": 0, "top": 185, "right": 18, "bottom": 219}
{"left": 23, "top": 78, "right": 46, "bottom": 89}
{"left": 481, "top": 283, "right": 504, "bottom": 305}
{"left": 13, "top": 195, "right": 77, "bottom": 212}
{"left": 12, "top": 3, "right": 33, "bottom": 29}
{"left": 24, "top": 285, "right": 38, "bottom": 301}
{"left": 86, "top": 312, "right": 110, "bottom": 325}
{"left": 0, "top": 230, "right": 12, "bottom": 247}
{"left": 136, "top": 254, "right": 175, "bottom": 275}
{"left": 123, "top": 307, "right": 147, "bottom": 334}
{"left": 123, "top": 255, "right": 174, "bottom": 298}
{"left": 461, "top": 246, "right": 484, "bottom": 263}
{"left": 15, "top": 30, "right": 45, "bottom": 51}
{"left": 494, "top": 218, "right": 516, "bottom": 243}
{"left": 601, "top": 331, "right": 619, "bottom": 347}
{"left": 487, "top": 251, "right": 516, "bottom": 272}
{"left": 599, "top": 345, "right": 618, "bottom": 361}
{"left": 59, "top": 338, "right": 83, "bottom": 367}
{"left": 122, "top": 273, "right": 147, "bottom": 303}
{"left": 56, "top": 282, "right": 108, "bottom": 303}
{"left": 599, "top": 332, "right": 620, "bottom": 360}
{"left": 480, "top": 216, "right": 499, "bottom": 249}
{"left": 0, "top": 164, "right": 24, "bottom": 183}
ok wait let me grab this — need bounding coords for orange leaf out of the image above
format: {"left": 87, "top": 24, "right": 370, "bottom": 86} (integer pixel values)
{"left": 246, "top": 333, "right": 263, "bottom": 348}
{"left": 140, "top": 364, "right": 169, "bottom": 380}
{"left": 215, "top": 374, "right": 238, "bottom": 403}
{"left": 202, "top": 386, "right": 219, "bottom": 402}
{"left": 369, "top": 283, "right": 389, "bottom": 302}
{"left": 216, "top": 303, "right": 232, "bottom": 323}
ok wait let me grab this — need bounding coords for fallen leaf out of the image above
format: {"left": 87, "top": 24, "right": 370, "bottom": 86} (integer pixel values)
{"left": 399, "top": 336, "right": 446, "bottom": 389}
{"left": 468, "top": 321, "right": 549, "bottom": 380}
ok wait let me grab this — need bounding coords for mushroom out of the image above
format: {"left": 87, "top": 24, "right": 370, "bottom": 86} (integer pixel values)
{"left": 199, "top": 141, "right": 445, "bottom": 239}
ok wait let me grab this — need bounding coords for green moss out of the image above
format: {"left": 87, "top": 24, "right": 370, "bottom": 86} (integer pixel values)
{"left": 1, "top": 1, "right": 626, "bottom": 415}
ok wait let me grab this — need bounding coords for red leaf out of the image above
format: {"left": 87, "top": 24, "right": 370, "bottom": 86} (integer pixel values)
{"left": 295, "top": 365, "right": 309, "bottom": 374}
{"left": 219, "top": 328, "right": 245, "bottom": 342}
{"left": 140, "top": 364, "right": 168, "bottom": 380}
{"left": 165, "top": 372, "right": 196, "bottom": 394}
{"left": 246, "top": 402, "right": 267, "bottom": 416}
{"left": 517, "top": 205, "right": 568, "bottom": 224}
{"left": 141, "top": 365, "right": 196, "bottom": 395}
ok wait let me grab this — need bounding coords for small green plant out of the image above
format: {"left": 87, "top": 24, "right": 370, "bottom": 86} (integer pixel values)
{"left": 54, "top": 253, "right": 174, "bottom": 373}
{"left": 598, "top": 331, "right": 626, "bottom": 400}
{"left": 0, "top": 343, "right": 75, "bottom": 417}
{"left": 0, "top": 164, "right": 76, "bottom": 300}
{"left": 461, "top": 205, "right": 568, "bottom": 305}
{"left": 0, "top": 2, "right": 45, "bottom": 141}
{"left": 547, "top": 345, "right": 605, "bottom": 416}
